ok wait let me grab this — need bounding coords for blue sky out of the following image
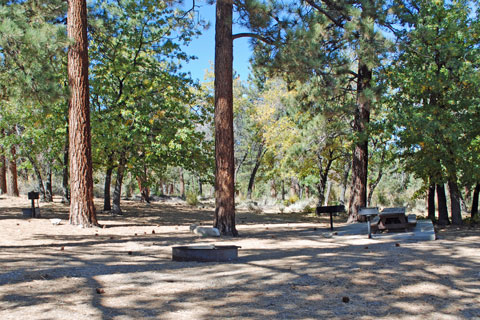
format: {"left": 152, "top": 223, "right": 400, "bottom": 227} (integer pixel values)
{"left": 181, "top": 2, "right": 254, "bottom": 82}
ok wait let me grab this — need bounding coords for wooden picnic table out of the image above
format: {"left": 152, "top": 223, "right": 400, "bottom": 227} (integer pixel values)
{"left": 377, "top": 207, "right": 408, "bottom": 231}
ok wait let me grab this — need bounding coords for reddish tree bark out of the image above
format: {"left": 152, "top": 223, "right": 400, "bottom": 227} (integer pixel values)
{"left": 67, "top": 0, "right": 97, "bottom": 226}
{"left": 0, "top": 153, "right": 6, "bottom": 195}
{"left": 179, "top": 167, "right": 185, "bottom": 199}
{"left": 214, "top": 0, "right": 237, "bottom": 236}
{"left": 0, "top": 129, "right": 5, "bottom": 194}
{"left": 348, "top": 62, "right": 371, "bottom": 223}
{"left": 62, "top": 123, "right": 70, "bottom": 204}
{"left": 7, "top": 146, "right": 19, "bottom": 197}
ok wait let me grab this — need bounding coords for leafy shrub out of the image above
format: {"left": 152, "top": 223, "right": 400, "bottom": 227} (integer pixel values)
{"left": 186, "top": 191, "right": 199, "bottom": 206}
{"left": 303, "top": 205, "right": 316, "bottom": 213}
{"left": 377, "top": 191, "right": 389, "bottom": 206}
{"left": 284, "top": 194, "right": 299, "bottom": 206}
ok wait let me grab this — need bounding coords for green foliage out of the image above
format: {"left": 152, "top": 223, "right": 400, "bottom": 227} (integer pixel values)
{"left": 0, "top": 1, "right": 69, "bottom": 188}
{"left": 186, "top": 190, "right": 199, "bottom": 206}
{"left": 386, "top": 0, "right": 480, "bottom": 195}
{"left": 284, "top": 194, "right": 299, "bottom": 206}
{"left": 88, "top": 0, "right": 213, "bottom": 188}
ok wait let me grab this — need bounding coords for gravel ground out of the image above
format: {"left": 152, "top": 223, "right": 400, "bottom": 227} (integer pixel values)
{"left": 0, "top": 195, "right": 479, "bottom": 320}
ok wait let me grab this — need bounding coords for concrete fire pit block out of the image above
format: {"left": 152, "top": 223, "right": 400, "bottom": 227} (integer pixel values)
{"left": 172, "top": 245, "right": 240, "bottom": 262}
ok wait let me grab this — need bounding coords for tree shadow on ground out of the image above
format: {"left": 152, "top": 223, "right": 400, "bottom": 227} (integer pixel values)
{"left": 0, "top": 199, "right": 479, "bottom": 319}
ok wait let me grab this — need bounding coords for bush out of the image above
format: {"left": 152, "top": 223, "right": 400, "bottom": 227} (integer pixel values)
{"left": 303, "top": 205, "right": 316, "bottom": 214}
{"left": 186, "top": 191, "right": 199, "bottom": 206}
{"left": 283, "top": 194, "right": 299, "bottom": 206}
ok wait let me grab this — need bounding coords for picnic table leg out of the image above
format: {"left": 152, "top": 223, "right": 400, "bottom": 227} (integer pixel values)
{"left": 367, "top": 216, "right": 372, "bottom": 239}
{"left": 330, "top": 212, "right": 333, "bottom": 231}
{"left": 31, "top": 198, "right": 36, "bottom": 218}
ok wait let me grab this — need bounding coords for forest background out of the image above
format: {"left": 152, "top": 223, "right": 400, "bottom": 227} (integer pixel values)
{"left": 0, "top": 0, "right": 479, "bottom": 227}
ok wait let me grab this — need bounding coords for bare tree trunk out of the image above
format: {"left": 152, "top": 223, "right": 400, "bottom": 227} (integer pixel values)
{"left": 464, "top": 185, "right": 472, "bottom": 211}
{"left": 427, "top": 182, "right": 436, "bottom": 222}
{"left": 316, "top": 156, "right": 334, "bottom": 207}
{"left": 471, "top": 183, "right": 479, "bottom": 219}
{"left": 448, "top": 180, "right": 462, "bottom": 225}
{"left": 179, "top": 167, "right": 185, "bottom": 199}
{"left": 324, "top": 181, "right": 332, "bottom": 206}
{"left": 270, "top": 180, "right": 277, "bottom": 198}
{"left": 348, "top": 62, "right": 371, "bottom": 223}
{"left": 7, "top": 146, "right": 19, "bottom": 197}
{"left": 103, "top": 156, "right": 114, "bottom": 211}
{"left": 26, "top": 154, "right": 46, "bottom": 200}
{"left": 339, "top": 161, "right": 351, "bottom": 206}
{"left": 45, "top": 163, "right": 53, "bottom": 202}
{"left": 281, "top": 179, "right": 285, "bottom": 201}
{"left": 247, "top": 144, "right": 264, "bottom": 200}
{"left": 437, "top": 183, "right": 450, "bottom": 225}
{"left": 112, "top": 152, "right": 126, "bottom": 215}
{"left": 68, "top": 0, "right": 96, "bottom": 226}
{"left": 198, "top": 177, "right": 203, "bottom": 197}
{"left": 235, "top": 146, "right": 249, "bottom": 180}
{"left": 367, "top": 149, "right": 385, "bottom": 207}
{"left": 213, "top": 0, "right": 237, "bottom": 236}
{"left": 137, "top": 172, "right": 150, "bottom": 203}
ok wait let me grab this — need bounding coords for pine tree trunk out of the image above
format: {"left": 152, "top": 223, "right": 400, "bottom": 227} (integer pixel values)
{"left": 427, "top": 182, "right": 436, "bottom": 222}
{"left": 7, "top": 146, "right": 19, "bottom": 197}
{"left": 112, "top": 152, "right": 126, "bottom": 215}
{"left": 471, "top": 183, "right": 479, "bottom": 219}
{"left": 68, "top": 0, "right": 96, "bottom": 226}
{"left": 103, "top": 165, "right": 113, "bottom": 211}
{"left": 213, "top": 0, "right": 237, "bottom": 236}
{"left": 348, "top": 62, "right": 371, "bottom": 222}
{"left": 437, "top": 183, "right": 450, "bottom": 225}
{"left": 448, "top": 180, "right": 462, "bottom": 225}
{"left": 45, "top": 163, "right": 53, "bottom": 202}
{"left": 0, "top": 153, "right": 6, "bottom": 194}
{"left": 62, "top": 127, "right": 70, "bottom": 204}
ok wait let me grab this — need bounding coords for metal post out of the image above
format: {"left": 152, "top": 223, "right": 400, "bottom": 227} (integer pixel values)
{"left": 367, "top": 216, "right": 371, "bottom": 239}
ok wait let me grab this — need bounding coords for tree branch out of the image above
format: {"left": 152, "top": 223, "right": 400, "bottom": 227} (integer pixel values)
{"left": 232, "top": 32, "right": 274, "bottom": 45}
{"left": 304, "top": 0, "right": 344, "bottom": 28}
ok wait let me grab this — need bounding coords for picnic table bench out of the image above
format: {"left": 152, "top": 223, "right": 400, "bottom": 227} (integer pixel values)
{"left": 316, "top": 205, "right": 345, "bottom": 231}
{"left": 372, "top": 207, "right": 417, "bottom": 232}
